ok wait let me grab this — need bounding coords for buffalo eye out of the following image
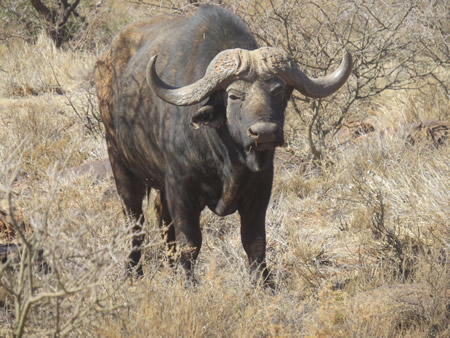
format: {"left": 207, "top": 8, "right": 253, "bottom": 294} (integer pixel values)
{"left": 270, "top": 83, "right": 286, "bottom": 97}
{"left": 227, "top": 90, "right": 245, "bottom": 101}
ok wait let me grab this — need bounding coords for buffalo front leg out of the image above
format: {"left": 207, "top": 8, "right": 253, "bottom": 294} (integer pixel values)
{"left": 165, "top": 178, "right": 202, "bottom": 283}
{"left": 238, "top": 175, "right": 274, "bottom": 287}
{"left": 239, "top": 210, "right": 272, "bottom": 286}
{"left": 107, "top": 149, "right": 147, "bottom": 277}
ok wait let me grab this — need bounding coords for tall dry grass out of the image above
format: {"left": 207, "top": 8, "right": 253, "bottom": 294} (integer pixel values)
{"left": 0, "top": 1, "right": 448, "bottom": 336}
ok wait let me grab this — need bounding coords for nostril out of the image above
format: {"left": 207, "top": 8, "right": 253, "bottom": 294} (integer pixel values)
{"left": 248, "top": 127, "right": 259, "bottom": 138}
{"left": 247, "top": 122, "right": 279, "bottom": 141}
{"left": 270, "top": 124, "right": 279, "bottom": 135}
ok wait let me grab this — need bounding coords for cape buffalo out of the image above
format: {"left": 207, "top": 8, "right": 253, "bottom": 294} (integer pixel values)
{"left": 94, "top": 4, "right": 352, "bottom": 284}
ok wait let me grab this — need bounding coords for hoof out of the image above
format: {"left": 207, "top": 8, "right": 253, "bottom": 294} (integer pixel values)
{"left": 183, "top": 276, "right": 199, "bottom": 289}
{"left": 252, "top": 265, "right": 276, "bottom": 291}
{"left": 126, "top": 253, "right": 144, "bottom": 279}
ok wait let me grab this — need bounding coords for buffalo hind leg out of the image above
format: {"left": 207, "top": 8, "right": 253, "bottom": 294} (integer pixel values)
{"left": 154, "top": 191, "right": 176, "bottom": 266}
{"left": 108, "top": 151, "right": 147, "bottom": 277}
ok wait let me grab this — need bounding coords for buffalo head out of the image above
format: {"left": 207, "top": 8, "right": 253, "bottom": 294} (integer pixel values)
{"left": 146, "top": 47, "right": 352, "bottom": 171}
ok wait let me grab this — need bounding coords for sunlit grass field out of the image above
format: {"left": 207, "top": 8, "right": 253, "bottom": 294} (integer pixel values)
{"left": 0, "top": 1, "right": 448, "bottom": 336}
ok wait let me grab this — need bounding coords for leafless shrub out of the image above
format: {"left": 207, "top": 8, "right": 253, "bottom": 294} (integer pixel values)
{"left": 0, "top": 144, "right": 135, "bottom": 336}
{"left": 0, "top": 1, "right": 41, "bottom": 43}
{"left": 64, "top": 84, "right": 104, "bottom": 139}
{"left": 29, "top": 0, "right": 84, "bottom": 48}
{"left": 228, "top": 0, "right": 448, "bottom": 159}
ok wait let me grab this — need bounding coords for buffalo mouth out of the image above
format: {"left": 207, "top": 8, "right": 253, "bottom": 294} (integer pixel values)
{"left": 245, "top": 141, "right": 280, "bottom": 172}
{"left": 240, "top": 121, "right": 283, "bottom": 171}
{"left": 245, "top": 135, "right": 284, "bottom": 152}
{"left": 249, "top": 142, "right": 280, "bottom": 152}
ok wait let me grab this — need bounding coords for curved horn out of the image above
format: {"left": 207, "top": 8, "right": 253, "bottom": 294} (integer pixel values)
{"left": 146, "top": 50, "right": 243, "bottom": 106}
{"left": 284, "top": 52, "right": 352, "bottom": 98}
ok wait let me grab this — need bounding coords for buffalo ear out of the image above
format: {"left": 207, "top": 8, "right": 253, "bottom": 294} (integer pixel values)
{"left": 191, "top": 104, "right": 224, "bottom": 129}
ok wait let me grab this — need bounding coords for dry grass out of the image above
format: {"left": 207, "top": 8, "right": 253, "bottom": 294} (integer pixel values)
{"left": 0, "top": 2, "right": 448, "bottom": 336}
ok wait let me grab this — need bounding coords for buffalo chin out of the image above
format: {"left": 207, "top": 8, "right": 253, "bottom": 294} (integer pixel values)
{"left": 246, "top": 149, "right": 274, "bottom": 172}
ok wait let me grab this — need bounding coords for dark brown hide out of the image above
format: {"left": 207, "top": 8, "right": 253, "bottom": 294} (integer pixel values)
{"left": 94, "top": 5, "right": 351, "bottom": 284}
